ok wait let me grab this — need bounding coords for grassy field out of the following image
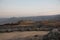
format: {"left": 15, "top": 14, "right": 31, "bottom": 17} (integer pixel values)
{"left": 0, "top": 31, "right": 49, "bottom": 40}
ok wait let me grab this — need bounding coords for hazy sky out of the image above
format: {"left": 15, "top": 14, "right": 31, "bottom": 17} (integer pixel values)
{"left": 0, "top": 0, "right": 60, "bottom": 18}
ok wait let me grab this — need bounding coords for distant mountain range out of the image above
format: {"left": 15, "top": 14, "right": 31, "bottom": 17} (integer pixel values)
{"left": 0, "top": 14, "right": 60, "bottom": 25}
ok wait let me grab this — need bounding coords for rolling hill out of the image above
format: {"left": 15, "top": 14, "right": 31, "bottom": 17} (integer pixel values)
{"left": 0, "top": 14, "right": 60, "bottom": 25}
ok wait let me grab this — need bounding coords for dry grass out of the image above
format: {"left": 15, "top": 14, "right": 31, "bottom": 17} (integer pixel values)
{"left": 0, "top": 31, "right": 49, "bottom": 40}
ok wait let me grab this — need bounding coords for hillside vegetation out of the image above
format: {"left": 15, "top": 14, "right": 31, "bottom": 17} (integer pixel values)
{"left": 0, "top": 20, "right": 60, "bottom": 32}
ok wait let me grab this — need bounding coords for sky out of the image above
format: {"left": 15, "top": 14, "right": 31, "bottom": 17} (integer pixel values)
{"left": 0, "top": 0, "right": 60, "bottom": 18}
